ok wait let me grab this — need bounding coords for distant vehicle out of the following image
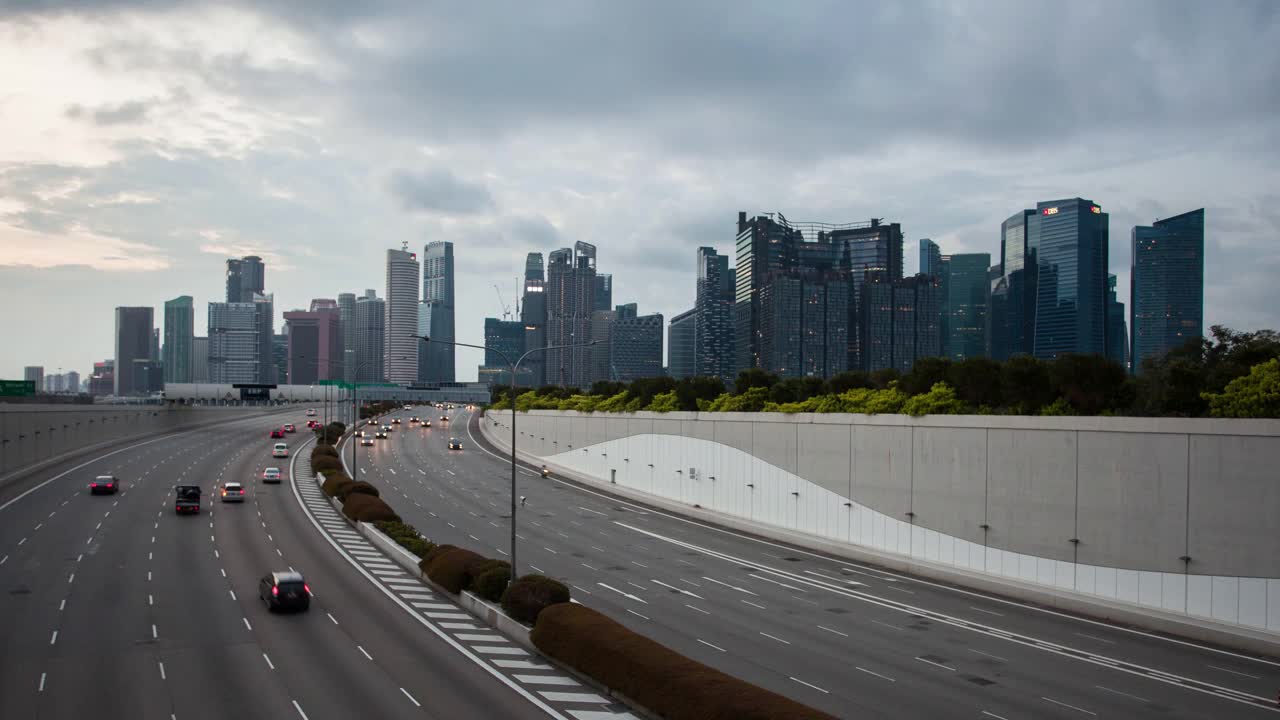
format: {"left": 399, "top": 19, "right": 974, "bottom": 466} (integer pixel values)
{"left": 89, "top": 475, "right": 120, "bottom": 495}
{"left": 270, "top": 428, "right": 284, "bottom": 439}
{"left": 262, "top": 467, "right": 282, "bottom": 483}
{"left": 409, "top": 416, "right": 419, "bottom": 423}
{"left": 220, "top": 482, "right": 246, "bottom": 503}
{"left": 375, "top": 429, "right": 388, "bottom": 439}
{"left": 260, "top": 571, "right": 310, "bottom": 612}
{"left": 283, "top": 423, "right": 296, "bottom": 433}
{"left": 392, "top": 418, "right": 401, "bottom": 425}
{"left": 448, "top": 438, "right": 462, "bottom": 450}
{"left": 305, "top": 409, "right": 317, "bottom": 416}
{"left": 422, "top": 420, "right": 432, "bottom": 428}
{"left": 440, "top": 415, "right": 449, "bottom": 423}
{"left": 272, "top": 442, "right": 289, "bottom": 458}
{"left": 382, "top": 424, "right": 394, "bottom": 433}
{"left": 306, "top": 420, "right": 319, "bottom": 429}
{"left": 403, "top": 405, "right": 412, "bottom": 411}
{"left": 360, "top": 436, "right": 375, "bottom": 446}
{"left": 175, "top": 485, "right": 202, "bottom": 514}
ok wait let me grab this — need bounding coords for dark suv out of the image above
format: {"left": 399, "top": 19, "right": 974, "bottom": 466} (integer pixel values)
{"left": 89, "top": 475, "right": 120, "bottom": 495}
{"left": 260, "top": 571, "right": 310, "bottom": 612}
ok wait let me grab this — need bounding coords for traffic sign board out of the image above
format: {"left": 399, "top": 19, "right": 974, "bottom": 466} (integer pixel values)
{"left": 0, "top": 379, "right": 35, "bottom": 397}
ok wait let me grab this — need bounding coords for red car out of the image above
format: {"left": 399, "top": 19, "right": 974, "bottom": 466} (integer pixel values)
{"left": 306, "top": 420, "right": 319, "bottom": 429}
{"left": 283, "top": 423, "right": 296, "bottom": 433}
{"left": 270, "top": 428, "right": 285, "bottom": 439}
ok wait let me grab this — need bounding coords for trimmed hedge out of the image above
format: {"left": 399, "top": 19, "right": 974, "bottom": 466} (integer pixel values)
{"left": 533, "top": 604, "right": 838, "bottom": 720}
{"left": 321, "top": 472, "right": 355, "bottom": 497}
{"left": 312, "top": 444, "right": 339, "bottom": 459}
{"left": 374, "top": 520, "right": 435, "bottom": 558}
{"left": 311, "top": 455, "right": 344, "bottom": 474}
{"left": 501, "top": 574, "right": 570, "bottom": 624}
{"left": 341, "top": 493, "right": 400, "bottom": 523}
{"left": 338, "top": 481, "right": 380, "bottom": 500}
{"left": 425, "top": 547, "right": 486, "bottom": 594}
{"left": 473, "top": 562, "right": 512, "bottom": 602}
{"left": 418, "top": 544, "right": 457, "bottom": 574}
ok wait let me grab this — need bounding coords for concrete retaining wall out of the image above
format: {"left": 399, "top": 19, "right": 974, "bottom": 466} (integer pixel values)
{"left": 483, "top": 410, "right": 1280, "bottom": 640}
{"left": 0, "top": 404, "right": 304, "bottom": 480}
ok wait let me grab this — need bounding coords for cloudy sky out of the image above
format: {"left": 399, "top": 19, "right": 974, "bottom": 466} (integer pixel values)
{"left": 2, "top": 0, "right": 1278, "bottom": 382}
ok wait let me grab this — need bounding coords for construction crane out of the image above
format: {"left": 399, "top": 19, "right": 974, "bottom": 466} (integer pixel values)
{"left": 494, "top": 284, "right": 512, "bottom": 320}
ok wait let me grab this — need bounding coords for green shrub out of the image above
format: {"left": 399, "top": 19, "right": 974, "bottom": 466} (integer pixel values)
{"left": 321, "top": 472, "right": 355, "bottom": 497}
{"left": 901, "top": 382, "right": 967, "bottom": 416}
{"left": 418, "top": 544, "right": 457, "bottom": 574}
{"left": 425, "top": 547, "right": 486, "bottom": 594}
{"left": 474, "top": 563, "right": 512, "bottom": 602}
{"left": 311, "top": 455, "right": 344, "bottom": 474}
{"left": 500, "top": 574, "right": 570, "bottom": 624}
{"left": 341, "top": 493, "right": 400, "bottom": 523}
{"left": 532, "top": 603, "right": 837, "bottom": 720}
{"left": 644, "top": 390, "right": 679, "bottom": 412}
{"left": 338, "top": 481, "right": 380, "bottom": 500}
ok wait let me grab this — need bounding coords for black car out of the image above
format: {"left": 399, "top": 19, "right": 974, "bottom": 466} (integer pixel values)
{"left": 89, "top": 475, "right": 120, "bottom": 495}
{"left": 260, "top": 571, "right": 310, "bottom": 612}
{"left": 448, "top": 438, "right": 462, "bottom": 450}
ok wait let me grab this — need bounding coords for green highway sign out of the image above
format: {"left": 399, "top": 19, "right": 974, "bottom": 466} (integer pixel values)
{"left": 0, "top": 379, "right": 36, "bottom": 397}
{"left": 319, "top": 380, "right": 351, "bottom": 388}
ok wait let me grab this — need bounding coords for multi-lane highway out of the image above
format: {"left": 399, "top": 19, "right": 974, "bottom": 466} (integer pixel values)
{"left": 347, "top": 406, "right": 1280, "bottom": 719}
{"left": 0, "top": 409, "right": 556, "bottom": 720}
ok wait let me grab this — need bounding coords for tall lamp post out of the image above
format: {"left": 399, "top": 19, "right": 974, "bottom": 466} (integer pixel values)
{"left": 412, "top": 334, "right": 595, "bottom": 581}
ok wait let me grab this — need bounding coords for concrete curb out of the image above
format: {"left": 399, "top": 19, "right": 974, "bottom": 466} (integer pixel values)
{"left": 480, "top": 414, "right": 1280, "bottom": 657}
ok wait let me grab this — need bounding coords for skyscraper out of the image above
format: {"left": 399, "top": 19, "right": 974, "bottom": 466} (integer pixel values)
{"left": 163, "top": 296, "right": 194, "bottom": 383}
{"left": 285, "top": 301, "right": 342, "bottom": 383}
{"left": 594, "top": 274, "right": 612, "bottom": 313}
{"left": 694, "top": 247, "right": 735, "bottom": 384}
{"left": 208, "top": 302, "right": 262, "bottom": 384}
{"left": 419, "top": 241, "right": 455, "bottom": 383}
{"left": 191, "top": 337, "right": 209, "bottom": 383}
{"left": 860, "top": 272, "right": 942, "bottom": 373}
{"left": 1106, "top": 274, "right": 1128, "bottom": 370}
{"left": 338, "top": 292, "right": 356, "bottom": 383}
{"left": 521, "top": 252, "right": 547, "bottom": 386}
{"left": 89, "top": 361, "right": 114, "bottom": 396}
{"left": 941, "top": 253, "right": 991, "bottom": 361}
{"left": 251, "top": 292, "right": 275, "bottom": 384}
{"left": 668, "top": 308, "right": 696, "bottom": 380}
{"left": 272, "top": 332, "right": 288, "bottom": 385}
{"left": 226, "top": 255, "right": 265, "bottom": 303}
{"left": 354, "top": 290, "right": 386, "bottom": 383}
{"left": 1131, "top": 208, "right": 1205, "bottom": 372}
{"left": 1031, "top": 198, "right": 1109, "bottom": 359}
{"left": 483, "top": 318, "right": 525, "bottom": 366}
{"left": 989, "top": 209, "right": 1037, "bottom": 360}
{"left": 384, "top": 247, "right": 420, "bottom": 385}
{"left": 546, "top": 243, "right": 596, "bottom": 387}
{"left": 24, "top": 366, "right": 43, "bottom": 391}
{"left": 114, "top": 306, "right": 154, "bottom": 395}
{"left": 919, "top": 239, "right": 942, "bottom": 276}
{"left": 599, "top": 305, "right": 663, "bottom": 382}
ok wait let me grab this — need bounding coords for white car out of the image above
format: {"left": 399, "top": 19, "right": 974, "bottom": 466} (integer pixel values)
{"left": 220, "top": 482, "right": 246, "bottom": 503}
{"left": 262, "top": 467, "right": 282, "bottom": 483}
{"left": 272, "top": 442, "right": 289, "bottom": 458}
{"left": 305, "top": 409, "right": 317, "bottom": 417}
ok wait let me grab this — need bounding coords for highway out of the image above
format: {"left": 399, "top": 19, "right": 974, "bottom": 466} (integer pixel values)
{"left": 346, "top": 406, "right": 1280, "bottom": 719}
{"left": 0, "top": 408, "right": 556, "bottom": 720}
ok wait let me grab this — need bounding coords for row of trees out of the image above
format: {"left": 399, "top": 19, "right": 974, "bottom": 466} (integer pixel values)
{"left": 488, "top": 326, "right": 1279, "bottom": 418}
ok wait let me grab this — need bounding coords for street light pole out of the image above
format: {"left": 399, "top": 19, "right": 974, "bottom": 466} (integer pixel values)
{"left": 412, "top": 334, "right": 595, "bottom": 581}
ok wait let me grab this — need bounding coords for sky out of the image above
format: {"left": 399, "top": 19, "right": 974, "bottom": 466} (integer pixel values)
{"left": 2, "top": 0, "right": 1278, "bottom": 382}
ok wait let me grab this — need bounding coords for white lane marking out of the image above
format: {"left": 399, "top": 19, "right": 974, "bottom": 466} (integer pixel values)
{"left": 789, "top": 676, "right": 829, "bottom": 694}
{"left": 1074, "top": 632, "right": 1116, "bottom": 645}
{"left": 263, "top": 653, "right": 275, "bottom": 670}
{"left": 400, "top": 688, "right": 421, "bottom": 707}
{"left": 741, "top": 599, "right": 766, "bottom": 610}
{"left": 1041, "top": 697, "right": 1096, "bottom": 716}
{"left": 701, "top": 576, "right": 757, "bottom": 596}
{"left": 857, "top": 666, "right": 896, "bottom": 682}
{"left": 19, "top": 537, "right": 26, "bottom": 545}
{"left": 38, "top": 672, "right": 47, "bottom": 691}
{"left": 543, "top": 547, "right": 558, "bottom": 554}
{"left": 969, "top": 648, "right": 1008, "bottom": 662}
{"left": 214, "top": 549, "right": 220, "bottom": 559}
{"left": 243, "top": 617, "right": 252, "bottom": 631}
{"left": 158, "top": 662, "right": 166, "bottom": 680}
{"left": 1095, "top": 685, "right": 1150, "bottom": 703}
{"left": 58, "top": 599, "right": 65, "bottom": 611}
{"left": 0, "top": 555, "right": 7, "bottom": 565}
{"left": 229, "top": 590, "right": 237, "bottom": 601}
{"left": 149, "top": 595, "right": 154, "bottom": 606}
{"left": 969, "top": 605, "right": 1006, "bottom": 617}
{"left": 292, "top": 700, "right": 310, "bottom": 720}
{"left": 817, "top": 625, "right": 848, "bottom": 637}
{"left": 67, "top": 573, "right": 74, "bottom": 584}
{"left": 696, "top": 638, "right": 725, "bottom": 652}
{"left": 915, "top": 656, "right": 955, "bottom": 671}
{"left": 357, "top": 645, "right": 372, "bottom": 660}
{"left": 220, "top": 569, "right": 226, "bottom": 577}
{"left": 1206, "top": 664, "right": 1260, "bottom": 679}
{"left": 759, "top": 631, "right": 790, "bottom": 645}
{"left": 327, "top": 612, "right": 338, "bottom": 625}
{"left": 980, "top": 711, "right": 1009, "bottom": 719}
{"left": 152, "top": 624, "right": 158, "bottom": 638}
{"left": 630, "top": 560, "right": 649, "bottom": 568}
{"left": 49, "top": 630, "right": 58, "bottom": 645}
{"left": 626, "top": 608, "right": 650, "bottom": 621}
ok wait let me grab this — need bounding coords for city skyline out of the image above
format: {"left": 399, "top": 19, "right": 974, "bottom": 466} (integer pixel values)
{"left": 2, "top": 3, "right": 1278, "bottom": 380}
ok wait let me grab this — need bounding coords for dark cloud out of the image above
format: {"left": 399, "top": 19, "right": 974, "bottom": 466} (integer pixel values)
{"left": 65, "top": 99, "right": 150, "bottom": 125}
{"left": 387, "top": 168, "right": 494, "bottom": 215}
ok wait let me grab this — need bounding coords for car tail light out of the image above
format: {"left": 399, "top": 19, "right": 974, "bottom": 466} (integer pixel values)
{"left": 304, "top": 584, "right": 312, "bottom": 595}
{"left": 90, "top": 483, "right": 97, "bottom": 488}
{"left": 271, "top": 586, "right": 278, "bottom": 596}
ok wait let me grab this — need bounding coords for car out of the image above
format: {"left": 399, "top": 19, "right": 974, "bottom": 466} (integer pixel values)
{"left": 448, "top": 438, "right": 462, "bottom": 450}
{"left": 175, "top": 485, "right": 202, "bottom": 514}
{"left": 89, "top": 475, "right": 120, "bottom": 495}
{"left": 382, "top": 424, "right": 394, "bottom": 433}
{"left": 355, "top": 429, "right": 365, "bottom": 437}
{"left": 262, "top": 467, "right": 282, "bottom": 483}
{"left": 259, "top": 571, "right": 310, "bottom": 612}
{"left": 306, "top": 419, "right": 319, "bottom": 429}
{"left": 305, "top": 409, "right": 317, "bottom": 417}
{"left": 375, "top": 429, "right": 388, "bottom": 439}
{"left": 272, "top": 442, "right": 289, "bottom": 458}
{"left": 440, "top": 415, "right": 449, "bottom": 423}
{"left": 220, "top": 482, "right": 246, "bottom": 503}
{"left": 283, "top": 423, "right": 296, "bottom": 433}
{"left": 360, "top": 436, "right": 375, "bottom": 446}
{"left": 270, "top": 428, "right": 284, "bottom": 439}
{"left": 422, "top": 420, "right": 432, "bottom": 428}
{"left": 403, "top": 405, "right": 412, "bottom": 411}
{"left": 392, "top": 418, "right": 401, "bottom": 425}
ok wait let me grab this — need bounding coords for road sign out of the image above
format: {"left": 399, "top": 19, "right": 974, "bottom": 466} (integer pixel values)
{"left": 319, "top": 379, "right": 350, "bottom": 388}
{"left": 0, "top": 380, "right": 35, "bottom": 397}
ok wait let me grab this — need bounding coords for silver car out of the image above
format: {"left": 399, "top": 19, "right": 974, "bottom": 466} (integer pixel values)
{"left": 220, "top": 482, "right": 247, "bottom": 503}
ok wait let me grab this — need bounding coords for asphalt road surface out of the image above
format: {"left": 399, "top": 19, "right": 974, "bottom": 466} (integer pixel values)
{"left": 0, "top": 408, "right": 555, "bottom": 720}
{"left": 345, "top": 406, "right": 1280, "bottom": 720}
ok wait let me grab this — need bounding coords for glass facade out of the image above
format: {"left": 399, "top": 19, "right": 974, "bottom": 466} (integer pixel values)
{"left": 919, "top": 239, "right": 941, "bottom": 276}
{"left": 695, "top": 247, "right": 735, "bottom": 384}
{"left": 163, "top": 296, "right": 194, "bottom": 384}
{"left": 207, "top": 302, "right": 260, "bottom": 385}
{"left": 1105, "top": 274, "right": 1128, "bottom": 370}
{"left": 1031, "top": 198, "right": 1109, "bottom": 359}
{"left": 483, "top": 318, "right": 525, "bottom": 366}
{"left": 1130, "top": 208, "right": 1204, "bottom": 372}
{"left": 418, "top": 241, "right": 453, "bottom": 383}
{"left": 668, "top": 308, "right": 696, "bottom": 380}
{"left": 942, "top": 253, "right": 990, "bottom": 361}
